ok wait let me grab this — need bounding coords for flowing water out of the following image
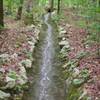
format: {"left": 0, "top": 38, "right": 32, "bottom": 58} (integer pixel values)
{"left": 23, "top": 13, "right": 66, "bottom": 100}
{"left": 39, "top": 13, "right": 55, "bottom": 100}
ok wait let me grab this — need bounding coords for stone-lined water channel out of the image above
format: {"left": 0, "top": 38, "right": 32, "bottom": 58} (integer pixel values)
{"left": 23, "top": 13, "right": 66, "bottom": 100}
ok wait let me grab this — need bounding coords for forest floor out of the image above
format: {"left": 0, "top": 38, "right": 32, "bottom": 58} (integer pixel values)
{"left": 59, "top": 8, "right": 100, "bottom": 99}
{"left": 0, "top": 17, "right": 40, "bottom": 99}
{"left": 0, "top": 9, "right": 100, "bottom": 100}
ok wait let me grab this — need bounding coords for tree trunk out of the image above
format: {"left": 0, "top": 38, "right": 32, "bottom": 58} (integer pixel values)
{"left": 0, "top": 0, "right": 4, "bottom": 28}
{"left": 50, "top": 0, "right": 54, "bottom": 11}
{"left": 57, "top": 0, "right": 61, "bottom": 14}
{"left": 16, "top": 0, "right": 24, "bottom": 20}
{"left": 26, "top": 0, "right": 33, "bottom": 13}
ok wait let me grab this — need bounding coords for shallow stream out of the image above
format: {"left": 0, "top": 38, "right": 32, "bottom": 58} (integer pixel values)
{"left": 23, "top": 13, "right": 66, "bottom": 100}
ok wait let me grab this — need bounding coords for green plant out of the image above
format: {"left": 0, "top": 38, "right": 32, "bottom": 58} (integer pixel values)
{"left": 86, "top": 22, "right": 100, "bottom": 56}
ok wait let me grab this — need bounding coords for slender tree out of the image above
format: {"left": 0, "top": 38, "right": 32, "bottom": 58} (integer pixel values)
{"left": 0, "top": 0, "right": 4, "bottom": 28}
{"left": 16, "top": 0, "right": 24, "bottom": 20}
{"left": 27, "top": 0, "right": 33, "bottom": 12}
{"left": 7, "top": 0, "right": 13, "bottom": 15}
{"left": 57, "top": 0, "right": 61, "bottom": 14}
{"left": 50, "top": 0, "right": 54, "bottom": 11}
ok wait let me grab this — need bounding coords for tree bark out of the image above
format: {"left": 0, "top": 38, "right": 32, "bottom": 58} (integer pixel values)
{"left": 50, "top": 0, "right": 54, "bottom": 11}
{"left": 0, "top": 0, "right": 4, "bottom": 28}
{"left": 26, "top": 0, "right": 33, "bottom": 13}
{"left": 57, "top": 0, "right": 61, "bottom": 14}
{"left": 16, "top": 0, "right": 24, "bottom": 20}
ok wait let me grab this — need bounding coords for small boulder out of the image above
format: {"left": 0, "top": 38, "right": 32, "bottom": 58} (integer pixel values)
{"left": 10, "top": 53, "right": 18, "bottom": 59}
{"left": 0, "top": 90, "right": 10, "bottom": 99}
{"left": 73, "top": 68, "right": 80, "bottom": 77}
{"left": 0, "top": 54, "right": 10, "bottom": 65}
{"left": 1, "top": 76, "right": 16, "bottom": 89}
{"left": 0, "top": 54, "right": 9, "bottom": 59}
{"left": 17, "top": 64, "right": 28, "bottom": 85}
{"left": 28, "top": 41, "right": 35, "bottom": 46}
{"left": 60, "top": 30, "right": 67, "bottom": 35}
{"left": 59, "top": 40, "right": 69, "bottom": 46}
{"left": 21, "top": 59, "right": 32, "bottom": 68}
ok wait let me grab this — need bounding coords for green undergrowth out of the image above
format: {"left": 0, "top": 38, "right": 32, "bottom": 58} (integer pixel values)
{"left": 57, "top": 24, "right": 91, "bottom": 99}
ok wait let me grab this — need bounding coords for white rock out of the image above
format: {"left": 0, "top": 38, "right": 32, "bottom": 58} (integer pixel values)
{"left": 5, "top": 81, "right": 16, "bottom": 89}
{"left": 73, "top": 68, "right": 80, "bottom": 77}
{"left": 0, "top": 54, "right": 10, "bottom": 62}
{"left": 21, "top": 59, "right": 32, "bottom": 68}
{"left": 0, "top": 68, "right": 5, "bottom": 73}
{"left": 66, "top": 23, "right": 72, "bottom": 28}
{"left": 0, "top": 54, "right": 9, "bottom": 58}
{"left": 64, "top": 45, "right": 70, "bottom": 49}
{"left": 6, "top": 76, "right": 15, "bottom": 82}
{"left": 59, "top": 40, "right": 69, "bottom": 46}
{"left": 37, "top": 24, "right": 42, "bottom": 27}
{"left": 0, "top": 90, "right": 10, "bottom": 99}
{"left": 26, "top": 25, "right": 33, "bottom": 31}
{"left": 34, "top": 28, "right": 40, "bottom": 35}
{"left": 10, "top": 53, "right": 18, "bottom": 59}
{"left": 30, "top": 24, "right": 35, "bottom": 28}
{"left": 30, "top": 45, "right": 35, "bottom": 52}
{"left": 62, "top": 37, "right": 66, "bottom": 40}
{"left": 59, "top": 26, "right": 64, "bottom": 32}
{"left": 2, "top": 76, "right": 16, "bottom": 89}
{"left": 62, "top": 63, "right": 68, "bottom": 68}
{"left": 31, "top": 37, "right": 36, "bottom": 43}
{"left": 18, "top": 64, "right": 28, "bottom": 85}
{"left": 28, "top": 41, "right": 35, "bottom": 46}
{"left": 60, "top": 30, "right": 67, "bottom": 34}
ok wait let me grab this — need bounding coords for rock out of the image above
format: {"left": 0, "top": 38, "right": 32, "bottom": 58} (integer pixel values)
{"left": 4, "top": 81, "right": 16, "bottom": 89}
{"left": 10, "top": 53, "right": 18, "bottom": 59}
{"left": 73, "top": 68, "right": 80, "bottom": 77}
{"left": 18, "top": 64, "right": 28, "bottom": 85}
{"left": 0, "top": 54, "right": 9, "bottom": 58}
{"left": 58, "top": 26, "right": 64, "bottom": 32}
{"left": 34, "top": 28, "right": 40, "bottom": 35}
{"left": 17, "top": 76, "right": 27, "bottom": 85}
{"left": 62, "top": 63, "right": 68, "bottom": 69}
{"left": 59, "top": 40, "right": 69, "bottom": 47}
{"left": 26, "top": 25, "right": 33, "bottom": 32}
{"left": 60, "top": 44, "right": 70, "bottom": 55}
{"left": 30, "top": 45, "right": 35, "bottom": 52}
{"left": 6, "top": 76, "right": 16, "bottom": 82}
{"left": 1, "top": 76, "right": 16, "bottom": 89}
{"left": 0, "top": 73, "right": 6, "bottom": 87}
{"left": 58, "top": 33, "right": 65, "bottom": 39}
{"left": 31, "top": 37, "right": 37, "bottom": 43}
{"left": 0, "top": 68, "right": 5, "bottom": 73}
{"left": 64, "top": 45, "right": 70, "bottom": 49}
{"left": 62, "top": 37, "right": 66, "bottom": 40}
{"left": 34, "top": 28, "right": 40, "bottom": 40}
{"left": 30, "top": 24, "right": 35, "bottom": 28}
{"left": 28, "top": 41, "right": 35, "bottom": 46}
{"left": 60, "top": 30, "right": 67, "bottom": 35}
{"left": 0, "top": 54, "right": 10, "bottom": 65}
{"left": 37, "top": 24, "right": 42, "bottom": 28}
{"left": 21, "top": 59, "right": 32, "bottom": 68}
{"left": 13, "top": 93, "right": 23, "bottom": 100}
{"left": 0, "top": 90, "right": 10, "bottom": 99}
{"left": 66, "top": 23, "right": 72, "bottom": 28}
{"left": 58, "top": 28, "right": 67, "bottom": 39}
{"left": 51, "top": 11, "right": 56, "bottom": 16}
